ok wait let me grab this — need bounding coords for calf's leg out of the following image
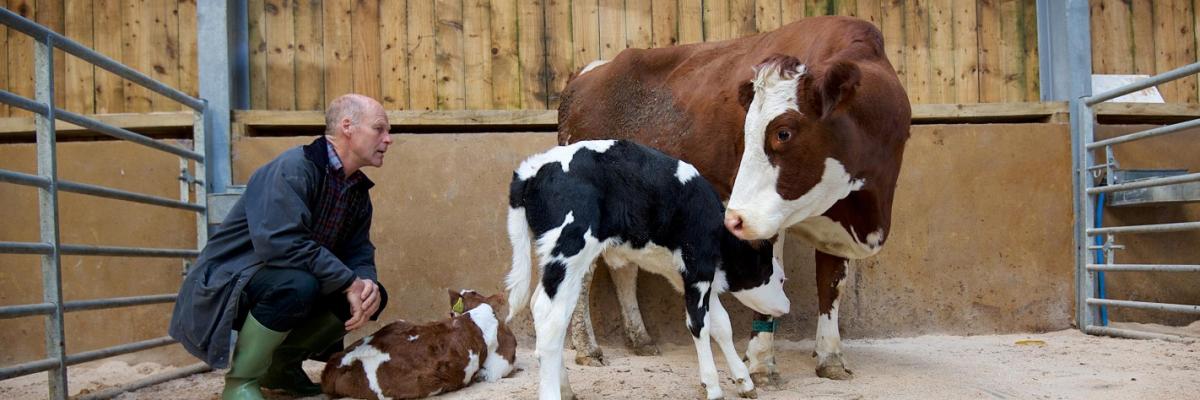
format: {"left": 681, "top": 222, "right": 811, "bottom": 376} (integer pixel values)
{"left": 709, "top": 293, "right": 757, "bottom": 398}
{"left": 684, "top": 281, "right": 723, "bottom": 400}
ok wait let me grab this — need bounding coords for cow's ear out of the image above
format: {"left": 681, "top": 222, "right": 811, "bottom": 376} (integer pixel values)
{"left": 738, "top": 80, "right": 755, "bottom": 111}
{"left": 816, "top": 60, "right": 861, "bottom": 118}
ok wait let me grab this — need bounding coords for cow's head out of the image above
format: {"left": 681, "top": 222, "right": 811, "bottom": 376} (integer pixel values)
{"left": 448, "top": 289, "right": 506, "bottom": 318}
{"left": 721, "top": 235, "right": 789, "bottom": 317}
{"left": 725, "top": 54, "right": 865, "bottom": 240}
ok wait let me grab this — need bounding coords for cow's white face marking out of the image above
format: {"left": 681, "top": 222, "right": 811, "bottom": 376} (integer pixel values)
{"left": 729, "top": 257, "right": 790, "bottom": 316}
{"left": 729, "top": 157, "right": 864, "bottom": 240}
{"left": 675, "top": 160, "right": 700, "bottom": 184}
{"left": 339, "top": 336, "right": 393, "bottom": 400}
{"left": 515, "top": 140, "right": 616, "bottom": 180}
{"left": 728, "top": 62, "right": 865, "bottom": 239}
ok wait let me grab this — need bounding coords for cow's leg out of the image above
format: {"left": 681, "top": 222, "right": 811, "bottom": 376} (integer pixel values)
{"left": 568, "top": 266, "right": 605, "bottom": 366}
{"left": 684, "top": 280, "right": 723, "bottom": 400}
{"left": 745, "top": 236, "right": 785, "bottom": 386}
{"left": 814, "top": 251, "right": 852, "bottom": 380}
{"left": 605, "top": 258, "right": 659, "bottom": 356}
{"left": 709, "top": 292, "right": 757, "bottom": 398}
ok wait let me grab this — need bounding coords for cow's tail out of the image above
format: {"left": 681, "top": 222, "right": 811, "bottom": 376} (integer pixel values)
{"left": 505, "top": 175, "right": 534, "bottom": 323}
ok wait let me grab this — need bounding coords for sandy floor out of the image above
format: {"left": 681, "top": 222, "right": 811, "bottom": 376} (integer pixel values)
{"left": 3, "top": 328, "right": 1198, "bottom": 400}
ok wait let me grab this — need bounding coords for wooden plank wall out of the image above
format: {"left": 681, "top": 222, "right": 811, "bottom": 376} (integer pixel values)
{"left": 235, "top": 0, "right": 1046, "bottom": 110}
{"left": 5, "top": 1, "right": 1200, "bottom": 115}
{"left": 2, "top": 0, "right": 198, "bottom": 117}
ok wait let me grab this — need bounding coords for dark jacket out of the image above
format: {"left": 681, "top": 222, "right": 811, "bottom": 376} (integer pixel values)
{"left": 169, "top": 137, "right": 377, "bottom": 368}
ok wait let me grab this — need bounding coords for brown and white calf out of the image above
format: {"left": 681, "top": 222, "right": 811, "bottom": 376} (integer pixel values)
{"left": 320, "top": 290, "right": 516, "bottom": 399}
{"left": 505, "top": 140, "right": 789, "bottom": 400}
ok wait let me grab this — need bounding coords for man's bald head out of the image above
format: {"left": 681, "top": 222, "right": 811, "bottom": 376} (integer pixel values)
{"left": 325, "top": 94, "right": 383, "bottom": 135}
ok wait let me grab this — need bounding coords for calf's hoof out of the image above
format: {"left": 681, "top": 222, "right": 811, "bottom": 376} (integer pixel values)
{"left": 815, "top": 365, "right": 854, "bottom": 380}
{"left": 736, "top": 387, "right": 758, "bottom": 399}
{"left": 699, "top": 384, "right": 724, "bottom": 400}
{"left": 749, "top": 371, "right": 785, "bottom": 387}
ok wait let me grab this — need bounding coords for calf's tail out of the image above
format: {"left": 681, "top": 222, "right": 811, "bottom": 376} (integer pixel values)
{"left": 504, "top": 206, "right": 533, "bottom": 323}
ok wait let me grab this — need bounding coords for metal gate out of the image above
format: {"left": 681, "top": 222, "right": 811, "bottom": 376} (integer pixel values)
{"left": 0, "top": 8, "right": 210, "bottom": 400}
{"left": 1071, "top": 63, "right": 1200, "bottom": 342}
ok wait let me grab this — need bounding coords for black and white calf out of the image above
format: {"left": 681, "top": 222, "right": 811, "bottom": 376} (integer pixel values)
{"left": 504, "top": 140, "right": 790, "bottom": 400}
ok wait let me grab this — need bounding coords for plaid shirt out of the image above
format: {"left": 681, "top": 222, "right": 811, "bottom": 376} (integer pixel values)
{"left": 311, "top": 140, "right": 369, "bottom": 249}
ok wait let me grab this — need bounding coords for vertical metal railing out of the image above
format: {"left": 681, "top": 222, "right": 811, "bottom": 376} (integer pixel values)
{"left": 0, "top": 8, "right": 211, "bottom": 399}
{"left": 1072, "top": 61, "right": 1200, "bottom": 343}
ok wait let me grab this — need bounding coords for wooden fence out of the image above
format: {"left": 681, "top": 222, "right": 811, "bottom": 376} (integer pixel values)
{"left": 2, "top": 1, "right": 1199, "bottom": 117}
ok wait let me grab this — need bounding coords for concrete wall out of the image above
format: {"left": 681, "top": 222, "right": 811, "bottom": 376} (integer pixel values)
{"left": 4, "top": 122, "right": 1193, "bottom": 367}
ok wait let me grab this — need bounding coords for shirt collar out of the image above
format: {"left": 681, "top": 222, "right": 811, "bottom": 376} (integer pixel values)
{"left": 325, "top": 138, "right": 344, "bottom": 171}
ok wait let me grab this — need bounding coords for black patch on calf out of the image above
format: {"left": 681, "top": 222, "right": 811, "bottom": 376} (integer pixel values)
{"left": 542, "top": 260, "right": 568, "bottom": 299}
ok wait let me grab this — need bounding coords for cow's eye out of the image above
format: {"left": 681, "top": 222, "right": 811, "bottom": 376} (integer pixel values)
{"left": 776, "top": 129, "right": 792, "bottom": 142}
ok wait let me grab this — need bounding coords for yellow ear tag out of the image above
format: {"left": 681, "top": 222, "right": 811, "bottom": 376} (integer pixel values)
{"left": 452, "top": 297, "right": 464, "bottom": 314}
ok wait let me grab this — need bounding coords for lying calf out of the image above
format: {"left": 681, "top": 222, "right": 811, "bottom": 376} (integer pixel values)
{"left": 505, "top": 140, "right": 790, "bottom": 400}
{"left": 321, "top": 290, "right": 516, "bottom": 399}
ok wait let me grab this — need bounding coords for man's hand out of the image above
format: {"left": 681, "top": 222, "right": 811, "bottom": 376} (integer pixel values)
{"left": 344, "top": 278, "right": 380, "bottom": 331}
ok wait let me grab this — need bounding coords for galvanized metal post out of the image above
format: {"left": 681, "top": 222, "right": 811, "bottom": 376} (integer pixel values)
{"left": 35, "top": 35, "right": 68, "bottom": 400}
{"left": 1036, "top": 0, "right": 1070, "bottom": 101}
{"left": 1066, "top": 0, "right": 1096, "bottom": 330}
{"left": 193, "top": 107, "right": 209, "bottom": 248}
{"left": 197, "top": 0, "right": 238, "bottom": 195}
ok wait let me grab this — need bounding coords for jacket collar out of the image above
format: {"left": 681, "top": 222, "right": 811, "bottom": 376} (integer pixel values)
{"left": 302, "top": 136, "right": 376, "bottom": 190}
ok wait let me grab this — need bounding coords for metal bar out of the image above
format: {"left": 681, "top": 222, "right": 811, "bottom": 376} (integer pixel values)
{"left": 55, "top": 109, "right": 204, "bottom": 161}
{"left": 1087, "top": 221, "right": 1200, "bottom": 235}
{"left": 1087, "top": 264, "right": 1200, "bottom": 272}
{"left": 0, "top": 358, "right": 60, "bottom": 381}
{"left": 1086, "top": 62, "right": 1200, "bottom": 106}
{"left": 63, "top": 294, "right": 177, "bottom": 313}
{"left": 75, "top": 363, "right": 213, "bottom": 400}
{"left": 0, "top": 89, "right": 49, "bottom": 115}
{"left": 0, "top": 241, "right": 53, "bottom": 255}
{"left": 0, "top": 168, "right": 51, "bottom": 189}
{"left": 1086, "top": 298, "right": 1200, "bottom": 314}
{"left": 1087, "top": 172, "right": 1200, "bottom": 194}
{"left": 36, "top": 34, "right": 69, "bottom": 400}
{"left": 1088, "top": 118, "right": 1200, "bottom": 149}
{"left": 1072, "top": 101, "right": 1099, "bottom": 329}
{"left": 0, "top": 8, "right": 204, "bottom": 111}
{"left": 0, "top": 302, "right": 56, "bottom": 319}
{"left": 0, "top": 90, "right": 204, "bottom": 161}
{"left": 64, "top": 337, "right": 178, "bottom": 366}
{"left": 1083, "top": 325, "right": 1196, "bottom": 344}
{"left": 58, "top": 179, "right": 205, "bottom": 212}
{"left": 59, "top": 244, "right": 200, "bottom": 258}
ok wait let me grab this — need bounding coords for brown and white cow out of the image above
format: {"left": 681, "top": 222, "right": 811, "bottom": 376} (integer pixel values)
{"left": 320, "top": 290, "right": 517, "bottom": 399}
{"left": 557, "top": 15, "right": 911, "bottom": 382}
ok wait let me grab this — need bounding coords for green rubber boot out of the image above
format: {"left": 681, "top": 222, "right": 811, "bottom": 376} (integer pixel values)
{"left": 222, "top": 314, "right": 289, "bottom": 400}
{"left": 260, "top": 311, "right": 347, "bottom": 396}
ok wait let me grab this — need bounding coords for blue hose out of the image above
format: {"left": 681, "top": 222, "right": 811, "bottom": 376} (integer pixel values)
{"left": 1094, "top": 192, "right": 1109, "bottom": 326}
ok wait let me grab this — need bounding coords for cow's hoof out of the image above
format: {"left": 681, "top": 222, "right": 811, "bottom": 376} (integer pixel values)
{"left": 574, "top": 352, "right": 607, "bottom": 367}
{"left": 816, "top": 365, "right": 854, "bottom": 380}
{"left": 749, "top": 371, "right": 785, "bottom": 387}
{"left": 737, "top": 388, "right": 758, "bottom": 399}
{"left": 631, "top": 342, "right": 661, "bottom": 356}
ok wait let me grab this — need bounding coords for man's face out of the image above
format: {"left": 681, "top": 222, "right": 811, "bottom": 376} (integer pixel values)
{"left": 346, "top": 102, "right": 392, "bottom": 168}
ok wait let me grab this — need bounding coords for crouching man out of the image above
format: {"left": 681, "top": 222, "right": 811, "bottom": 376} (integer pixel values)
{"left": 170, "top": 93, "right": 393, "bottom": 400}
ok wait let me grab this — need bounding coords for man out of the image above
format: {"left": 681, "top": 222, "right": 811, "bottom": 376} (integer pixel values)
{"left": 170, "top": 94, "right": 393, "bottom": 400}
